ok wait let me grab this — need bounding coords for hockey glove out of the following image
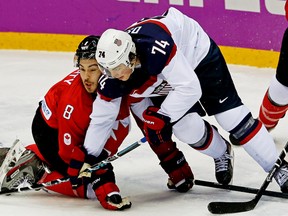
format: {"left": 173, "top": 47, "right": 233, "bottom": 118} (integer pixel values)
{"left": 91, "top": 164, "right": 131, "bottom": 210}
{"left": 67, "top": 146, "right": 131, "bottom": 210}
{"left": 67, "top": 146, "right": 108, "bottom": 190}
{"left": 142, "top": 106, "right": 172, "bottom": 145}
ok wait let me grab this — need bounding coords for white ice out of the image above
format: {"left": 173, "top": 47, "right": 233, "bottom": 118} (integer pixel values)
{"left": 1, "top": 50, "right": 288, "bottom": 216}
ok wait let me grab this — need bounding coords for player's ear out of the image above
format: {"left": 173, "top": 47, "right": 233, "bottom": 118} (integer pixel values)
{"left": 129, "top": 54, "right": 138, "bottom": 67}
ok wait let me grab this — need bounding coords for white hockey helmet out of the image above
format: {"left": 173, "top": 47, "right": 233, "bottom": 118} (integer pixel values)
{"left": 96, "top": 29, "right": 136, "bottom": 71}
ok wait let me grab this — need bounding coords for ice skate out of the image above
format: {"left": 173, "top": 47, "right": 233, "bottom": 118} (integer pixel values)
{"left": 274, "top": 160, "right": 288, "bottom": 193}
{"left": 214, "top": 141, "right": 234, "bottom": 185}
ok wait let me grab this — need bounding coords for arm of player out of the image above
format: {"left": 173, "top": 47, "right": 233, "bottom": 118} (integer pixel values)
{"left": 83, "top": 96, "right": 122, "bottom": 157}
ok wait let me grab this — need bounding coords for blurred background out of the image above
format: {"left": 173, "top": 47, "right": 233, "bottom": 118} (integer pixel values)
{"left": 0, "top": 0, "right": 286, "bottom": 67}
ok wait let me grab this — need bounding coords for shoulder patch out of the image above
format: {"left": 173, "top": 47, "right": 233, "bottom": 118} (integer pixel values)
{"left": 41, "top": 98, "right": 52, "bottom": 120}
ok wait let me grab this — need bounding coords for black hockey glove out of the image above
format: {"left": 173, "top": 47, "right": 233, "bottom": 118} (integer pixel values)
{"left": 67, "top": 146, "right": 108, "bottom": 189}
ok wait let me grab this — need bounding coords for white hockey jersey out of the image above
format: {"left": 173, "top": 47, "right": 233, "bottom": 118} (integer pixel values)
{"left": 84, "top": 7, "right": 211, "bottom": 156}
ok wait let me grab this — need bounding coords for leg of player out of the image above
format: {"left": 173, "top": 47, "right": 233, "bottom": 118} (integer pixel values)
{"left": 173, "top": 113, "right": 234, "bottom": 185}
{"left": 216, "top": 105, "right": 288, "bottom": 193}
{"left": 142, "top": 106, "right": 194, "bottom": 192}
{"left": 144, "top": 138, "right": 194, "bottom": 192}
{"left": 259, "top": 88, "right": 288, "bottom": 131}
{"left": 0, "top": 142, "right": 49, "bottom": 192}
{"left": 259, "top": 28, "right": 288, "bottom": 131}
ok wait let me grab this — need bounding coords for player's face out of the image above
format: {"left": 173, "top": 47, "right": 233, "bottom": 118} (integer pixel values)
{"left": 109, "top": 64, "right": 133, "bottom": 81}
{"left": 79, "top": 58, "right": 102, "bottom": 93}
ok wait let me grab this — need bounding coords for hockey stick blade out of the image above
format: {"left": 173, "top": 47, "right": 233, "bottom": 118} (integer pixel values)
{"left": 207, "top": 141, "right": 288, "bottom": 214}
{"left": 0, "top": 137, "right": 146, "bottom": 195}
{"left": 194, "top": 179, "right": 288, "bottom": 199}
{"left": 208, "top": 200, "right": 256, "bottom": 214}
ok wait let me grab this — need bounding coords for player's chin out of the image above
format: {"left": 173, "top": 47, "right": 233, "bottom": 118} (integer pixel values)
{"left": 118, "top": 76, "right": 129, "bottom": 81}
{"left": 85, "top": 85, "right": 96, "bottom": 93}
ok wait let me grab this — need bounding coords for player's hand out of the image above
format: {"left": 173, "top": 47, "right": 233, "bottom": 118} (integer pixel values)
{"left": 142, "top": 106, "right": 172, "bottom": 145}
{"left": 67, "top": 146, "right": 91, "bottom": 189}
{"left": 67, "top": 146, "right": 108, "bottom": 189}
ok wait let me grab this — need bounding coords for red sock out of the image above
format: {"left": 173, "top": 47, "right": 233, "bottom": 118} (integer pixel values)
{"left": 259, "top": 90, "right": 288, "bottom": 130}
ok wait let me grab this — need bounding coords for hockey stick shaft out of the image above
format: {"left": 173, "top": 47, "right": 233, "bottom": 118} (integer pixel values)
{"left": 195, "top": 179, "right": 288, "bottom": 199}
{"left": 0, "top": 137, "right": 146, "bottom": 195}
{"left": 208, "top": 141, "right": 288, "bottom": 214}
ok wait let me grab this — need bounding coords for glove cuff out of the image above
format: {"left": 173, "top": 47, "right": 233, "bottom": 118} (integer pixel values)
{"left": 85, "top": 149, "right": 109, "bottom": 165}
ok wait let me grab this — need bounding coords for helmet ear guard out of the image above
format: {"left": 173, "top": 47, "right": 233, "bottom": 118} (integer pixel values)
{"left": 96, "top": 29, "right": 136, "bottom": 72}
{"left": 74, "top": 35, "right": 99, "bottom": 67}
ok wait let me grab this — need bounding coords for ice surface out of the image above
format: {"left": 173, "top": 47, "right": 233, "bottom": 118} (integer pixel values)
{"left": 1, "top": 50, "right": 287, "bottom": 216}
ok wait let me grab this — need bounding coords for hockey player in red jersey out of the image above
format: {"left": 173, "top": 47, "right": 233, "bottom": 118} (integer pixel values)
{"left": 259, "top": 1, "right": 288, "bottom": 131}
{"left": 0, "top": 35, "right": 131, "bottom": 210}
{"left": 88, "top": 7, "right": 288, "bottom": 193}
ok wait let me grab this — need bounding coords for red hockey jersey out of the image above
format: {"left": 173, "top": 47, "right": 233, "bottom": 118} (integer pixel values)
{"left": 40, "top": 70, "right": 130, "bottom": 163}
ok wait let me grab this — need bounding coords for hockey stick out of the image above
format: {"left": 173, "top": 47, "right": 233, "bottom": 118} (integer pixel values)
{"left": 207, "top": 141, "right": 288, "bottom": 214}
{"left": 0, "top": 137, "right": 146, "bottom": 195}
{"left": 194, "top": 179, "right": 288, "bottom": 199}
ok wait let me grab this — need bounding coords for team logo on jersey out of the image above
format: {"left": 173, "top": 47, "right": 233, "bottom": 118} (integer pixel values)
{"left": 152, "top": 80, "right": 172, "bottom": 95}
{"left": 41, "top": 98, "right": 52, "bottom": 120}
{"left": 64, "top": 133, "right": 71, "bottom": 145}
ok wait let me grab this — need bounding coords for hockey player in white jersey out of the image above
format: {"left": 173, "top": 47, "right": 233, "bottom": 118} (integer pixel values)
{"left": 87, "top": 7, "right": 288, "bottom": 193}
